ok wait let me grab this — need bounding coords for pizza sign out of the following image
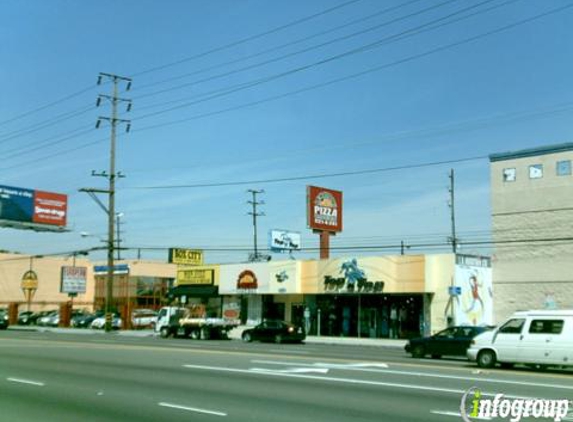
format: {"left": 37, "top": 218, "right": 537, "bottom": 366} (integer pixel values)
{"left": 307, "top": 186, "right": 343, "bottom": 232}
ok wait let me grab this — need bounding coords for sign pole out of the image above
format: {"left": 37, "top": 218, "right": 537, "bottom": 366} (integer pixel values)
{"left": 319, "top": 231, "right": 330, "bottom": 260}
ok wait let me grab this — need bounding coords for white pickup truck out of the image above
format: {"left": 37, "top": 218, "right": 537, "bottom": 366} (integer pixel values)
{"left": 155, "top": 306, "right": 240, "bottom": 340}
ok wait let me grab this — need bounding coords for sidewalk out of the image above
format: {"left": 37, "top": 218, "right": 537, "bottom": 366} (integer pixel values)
{"left": 8, "top": 325, "right": 407, "bottom": 348}
{"left": 227, "top": 325, "right": 407, "bottom": 348}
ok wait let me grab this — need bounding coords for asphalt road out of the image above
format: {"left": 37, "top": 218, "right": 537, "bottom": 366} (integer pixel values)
{"left": 1, "top": 331, "right": 572, "bottom": 422}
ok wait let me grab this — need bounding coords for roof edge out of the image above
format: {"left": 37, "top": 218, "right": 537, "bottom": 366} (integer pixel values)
{"left": 489, "top": 142, "right": 573, "bottom": 162}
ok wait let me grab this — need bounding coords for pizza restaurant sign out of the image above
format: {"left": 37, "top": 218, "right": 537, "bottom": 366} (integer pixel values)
{"left": 307, "top": 186, "right": 343, "bottom": 232}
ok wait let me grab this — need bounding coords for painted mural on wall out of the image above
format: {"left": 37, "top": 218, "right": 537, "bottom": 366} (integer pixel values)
{"left": 453, "top": 259, "right": 493, "bottom": 326}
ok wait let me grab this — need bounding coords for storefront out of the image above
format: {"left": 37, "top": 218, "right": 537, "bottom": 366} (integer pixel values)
{"left": 299, "top": 255, "right": 431, "bottom": 339}
{"left": 93, "top": 261, "right": 176, "bottom": 313}
{"left": 168, "top": 265, "right": 226, "bottom": 318}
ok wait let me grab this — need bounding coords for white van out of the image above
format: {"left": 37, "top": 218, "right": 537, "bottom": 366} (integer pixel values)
{"left": 467, "top": 310, "right": 573, "bottom": 369}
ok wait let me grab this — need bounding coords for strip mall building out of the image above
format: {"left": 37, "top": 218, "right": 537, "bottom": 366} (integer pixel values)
{"left": 178, "top": 253, "right": 493, "bottom": 338}
{"left": 0, "top": 251, "right": 492, "bottom": 338}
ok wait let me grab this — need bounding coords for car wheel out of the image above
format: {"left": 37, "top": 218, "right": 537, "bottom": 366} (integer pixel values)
{"left": 411, "top": 345, "right": 425, "bottom": 358}
{"left": 190, "top": 329, "right": 200, "bottom": 340}
{"left": 274, "top": 334, "right": 283, "bottom": 344}
{"left": 159, "top": 326, "right": 170, "bottom": 338}
{"left": 242, "top": 332, "right": 252, "bottom": 342}
{"left": 477, "top": 350, "right": 496, "bottom": 369}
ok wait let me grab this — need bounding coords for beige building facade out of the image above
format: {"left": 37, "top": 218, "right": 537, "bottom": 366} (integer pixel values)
{"left": 0, "top": 252, "right": 95, "bottom": 312}
{"left": 490, "top": 142, "right": 573, "bottom": 321}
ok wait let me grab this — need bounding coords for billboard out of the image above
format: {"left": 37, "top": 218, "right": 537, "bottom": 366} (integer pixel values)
{"left": 168, "top": 248, "right": 203, "bottom": 266}
{"left": 307, "top": 185, "right": 343, "bottom": 232}
{"left": 0, "top": 185, "right": 67, "bottom": 228}
{"left": 269, "top": 229, "right": 301, "bottom": 252}
{"left": 60, "top": 266, "right": 87, "bottom": 294}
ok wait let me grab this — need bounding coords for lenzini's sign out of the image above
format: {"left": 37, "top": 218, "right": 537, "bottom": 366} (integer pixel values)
{"left": 307, "top": 186, "right": 343, "bottom": 232}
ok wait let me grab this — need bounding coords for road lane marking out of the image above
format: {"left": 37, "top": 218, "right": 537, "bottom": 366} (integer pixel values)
{"left": 183, "top": 364, "right": 467, "bottom": 395}
{"left": 7, "top": 377, "right": 45, "bottom": 387}
{"left": 250, "top": 360, "right": 573, "bottom": 391}
{"left": 158, "top": 402, "right": 227, "bottom": 417}
{"left": 250, "top": 367, "right": 329, "bottom": 374}
{"left": 268, "top": 349, "right": 310, "bottom": 354}
{"left": 431, "top": 410, "right": 491, "bottom": 420}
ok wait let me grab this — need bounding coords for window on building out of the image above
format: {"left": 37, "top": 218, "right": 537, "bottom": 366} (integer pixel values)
{"left": 502, "top": 168, "right": 516, "bottom": 182}
{"left": 556, "top": 160, "right": 571, "bottom": 176}
{"left": 529, "top": 164, "right": 543, "bottom": 179}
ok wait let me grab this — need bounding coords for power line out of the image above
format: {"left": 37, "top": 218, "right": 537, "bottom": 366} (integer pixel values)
{"left": 132, "top": 0, "right": 462, "bottom": 101}
{"left": 0, "top": 105, "right": 95, "bottom": 144}
{"left": 0, "top": 84, "right": 96, "bottom": 128}
{"left": 133, "top": 0, "right": 425, "bottom": 92}
{"left": 3, "top": 4, "right": 570, "bottom": 174}
{"left": 132, "top": 1, "right": 565, "bottom": 134}
{"left": 0, "top": 1, "right": 361, "bottom": 140}
{"left": 127, "top": 155, "right": 488, "bottom": 190}
{"left": 131, "top": 0, "right": 503, "bottom": 117}
{"left": 131, "top": 0, "right": 364, "bottom": 78}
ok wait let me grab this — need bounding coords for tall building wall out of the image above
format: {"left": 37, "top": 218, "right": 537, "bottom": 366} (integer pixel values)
{"left": 490, "top": 143, "right": 573, "bottom": 322}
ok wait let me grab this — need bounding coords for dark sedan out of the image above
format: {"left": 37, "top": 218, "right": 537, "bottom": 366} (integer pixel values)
{"left": 405, "top": 326, "right": 493, "bottom": 359}
{"left": 242, "top": 320, "right": 305, "bottom": 344}
{"left": 0, "top": 310, "right": 8, "bottom": 330}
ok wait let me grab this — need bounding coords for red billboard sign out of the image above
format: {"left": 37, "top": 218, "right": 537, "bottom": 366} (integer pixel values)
{"left": 33, "top": 190, "right": 67, "bottom": 227}
{"left": 307, "top": 186, "right": 343, "bottom": 232}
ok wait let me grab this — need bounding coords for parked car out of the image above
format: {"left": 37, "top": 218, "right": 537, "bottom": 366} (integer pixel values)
{"left": 405, "top": 325, "right": 493, "bottom": 359}
{"left": 242, "top": 320, "right": 305, "bottom": 344}
{"left": 90, "top": 314, "right": 122, "bottom": 330}
{"left": 468, "top": 310, "right": 573, "bottom": 369}
{"left": 131, "top": 309, "right": 157, "bottom": 329}
{"left": 17, "top": 311, "right": 35, "bottom": 325}
{"left": 36, "top": 311, "right": 59, "bottom": 327}
{"left": 0, "top": 310, "right": 9, "bottom": 330}
{"left": 72, "top": 311, "right": 103, "bottom": 328}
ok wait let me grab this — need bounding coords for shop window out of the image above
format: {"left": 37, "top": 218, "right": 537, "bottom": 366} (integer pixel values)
{"left": 556, "top": 160, "right": 571, "bottom": 176}
{"left": 529, "top": 164, "right": 543, "bottom": 179}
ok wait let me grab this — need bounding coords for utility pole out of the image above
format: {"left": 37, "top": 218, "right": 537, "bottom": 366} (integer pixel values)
{"left": 95, "top": 72, "right": 131, "bottom": 332}
{"left": 247, "top": 189, "right": 265, "bottom": 262}
{"left": 448, "top": 168, "right": 458, "bottom": 254}
{"left": 116, "top": 212, "right": 124, "bottom": 260}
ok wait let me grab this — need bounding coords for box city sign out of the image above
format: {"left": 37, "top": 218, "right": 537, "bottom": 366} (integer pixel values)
{"left": 0, "top": 184, "right": 68, "bottom": 228}
{"left": 168, "top": 248, "right": 204, "bottom": 266}
{"left": 307, "top": 186, "right": 343, "bottom": 233}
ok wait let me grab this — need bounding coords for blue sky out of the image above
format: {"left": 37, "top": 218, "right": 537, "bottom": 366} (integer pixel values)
{"left": 1, "top": 0, "right": 572, "bottom": 263}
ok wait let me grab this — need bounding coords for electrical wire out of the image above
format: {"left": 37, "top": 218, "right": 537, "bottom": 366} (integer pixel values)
{"left": 131, "top": 0, "right": 364, "bottom": 78}
{"left": 133, "top": 0, "right": 425, "bottom": 92}
{"left": 132, "top": 2, "right": 570, "bottom": 134}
